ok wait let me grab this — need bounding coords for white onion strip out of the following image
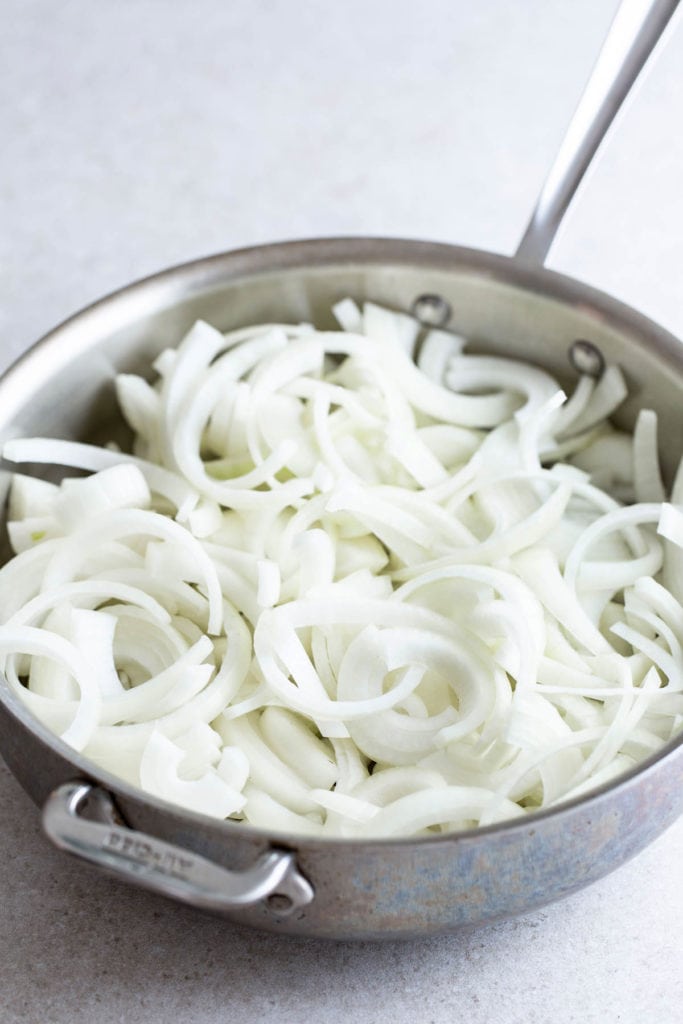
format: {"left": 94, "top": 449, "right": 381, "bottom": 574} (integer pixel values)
{"left": 1, "top": 301, "right": 681, "bottom": 839}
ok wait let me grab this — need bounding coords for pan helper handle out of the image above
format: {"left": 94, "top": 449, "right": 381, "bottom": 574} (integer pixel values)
{"left": 42, "top": 781, "right": 314, "bottom": 916}
{"left": 517, "top": 0, "right": 680, "bottom": 265}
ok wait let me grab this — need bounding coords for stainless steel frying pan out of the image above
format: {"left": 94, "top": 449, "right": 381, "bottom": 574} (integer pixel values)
{"left": 0, "top": 0, "right": 681, "bottom": 940}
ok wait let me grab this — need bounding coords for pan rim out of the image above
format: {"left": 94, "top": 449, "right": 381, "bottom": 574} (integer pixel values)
{"left": 2, "top": 236, "right": 683, "bottom": 392}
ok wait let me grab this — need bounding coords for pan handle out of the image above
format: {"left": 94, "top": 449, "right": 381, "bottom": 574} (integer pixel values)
{"left": 42, "top": 780, "right": 314, "bottom": 917}
{"left": 516, "top": 0, "right": 680, "bottom": 265}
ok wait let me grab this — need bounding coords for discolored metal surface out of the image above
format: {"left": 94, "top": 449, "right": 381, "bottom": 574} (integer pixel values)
{"left": 1, "top": 238, "right": 682, "bottom": 939}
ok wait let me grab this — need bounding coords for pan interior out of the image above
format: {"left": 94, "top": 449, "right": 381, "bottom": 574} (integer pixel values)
{"left": 0, "top": 240, "right": 682, "bottom": 751}
{"left": 1, "top": 247, "right": 681, "bottom": 469}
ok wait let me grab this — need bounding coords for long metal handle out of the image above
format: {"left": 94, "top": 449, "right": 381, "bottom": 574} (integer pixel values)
{"left": 43, "top": 781, "right": 314, "bottom": 916}
{"left": 516, "top": 0, "right": 679, "bottom": 265}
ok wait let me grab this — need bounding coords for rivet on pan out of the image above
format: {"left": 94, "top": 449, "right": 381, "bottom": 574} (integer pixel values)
{"left": 266, "top": 893, "right": 294, "bottom": 914}
{"left": 568, "top": 339, "right": 605, "bottom": 378}
{"left": 411, "top": 294, "right": 452, "bottom": 328}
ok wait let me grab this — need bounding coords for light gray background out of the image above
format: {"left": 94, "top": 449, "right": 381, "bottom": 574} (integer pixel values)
{"left": 1, "top": 1, "right": 683, "bottom": 1021}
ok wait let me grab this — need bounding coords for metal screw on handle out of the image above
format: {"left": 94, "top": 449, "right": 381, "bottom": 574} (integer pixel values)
{"left": 43, "top": 781, "right": 314, "bottom": 916}
{"left": 517, "top": 0, "right": 680, "bottom": 266}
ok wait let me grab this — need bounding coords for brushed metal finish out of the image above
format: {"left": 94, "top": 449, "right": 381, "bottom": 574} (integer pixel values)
{"left": 517, "top": 0, "right": 680, "bottom": 264}
{"left": 0, "top": 238, "right": 683, "bottom": 938}
{"left": 43, "top": 781, "right": 314, "bottom": 916}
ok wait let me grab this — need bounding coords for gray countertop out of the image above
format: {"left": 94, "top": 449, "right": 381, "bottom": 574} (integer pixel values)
{"left": 2, "top": 1, "right": 683, "bottom": 1021}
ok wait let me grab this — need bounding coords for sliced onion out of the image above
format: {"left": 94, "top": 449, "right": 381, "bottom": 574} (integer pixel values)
{"left": 2, "top": 301, "right": 680, "bottom": 839}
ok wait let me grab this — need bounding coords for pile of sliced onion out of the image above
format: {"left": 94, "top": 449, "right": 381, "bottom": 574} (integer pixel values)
{"left": 1, "top": 299, "right": 682, "bottom": 838}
